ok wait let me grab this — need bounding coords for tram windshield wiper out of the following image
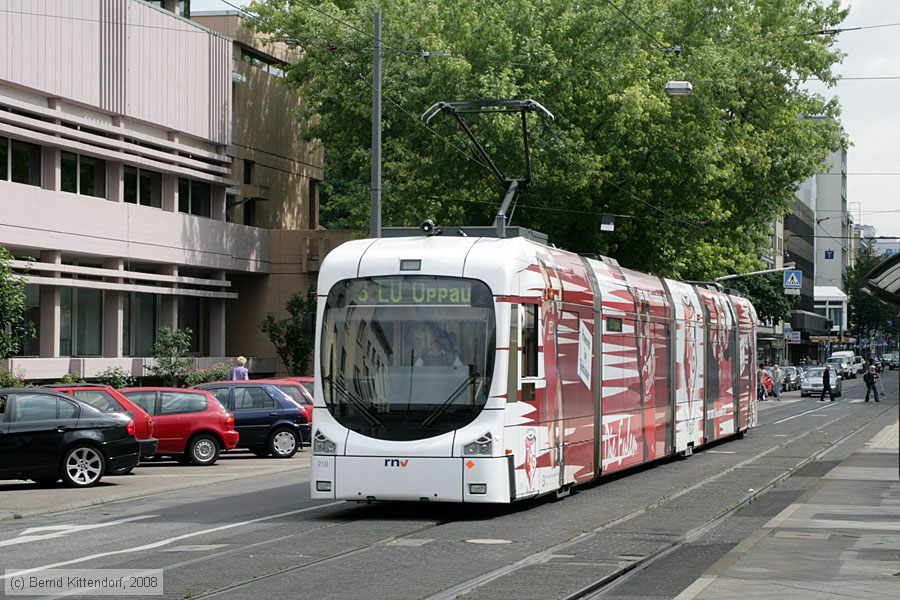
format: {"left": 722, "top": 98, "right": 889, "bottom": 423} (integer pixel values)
{"left": 323, "top": 375, "right": 385, "bottom": 428}
{"left": 421, "top": 365, "right": 482, "bottom": 428}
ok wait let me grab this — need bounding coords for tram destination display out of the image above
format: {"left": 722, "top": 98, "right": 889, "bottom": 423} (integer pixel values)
{"left": 349, "top": 277, "right": 474, "bottom": 306}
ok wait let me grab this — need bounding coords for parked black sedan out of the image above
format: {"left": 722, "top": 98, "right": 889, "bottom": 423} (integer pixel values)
{"left": 0, "top": 388, "right": 140, "bottom": 487}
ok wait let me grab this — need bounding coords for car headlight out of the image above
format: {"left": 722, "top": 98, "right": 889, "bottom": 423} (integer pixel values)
{"left": 313, "top": 430, "right": 337, "bottom": 455}
{"left": 463, "top": 432, "right": 493, "bottom": 457}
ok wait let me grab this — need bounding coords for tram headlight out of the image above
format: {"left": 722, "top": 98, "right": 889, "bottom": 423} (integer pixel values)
{"left": 313, "top": 430, "right": 337, "bottom": 455}
{"left": 463, "top": 432, "right": 493, "bottom": 456}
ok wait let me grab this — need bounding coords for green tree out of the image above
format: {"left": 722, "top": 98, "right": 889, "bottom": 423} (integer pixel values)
{"left": 259, "top": 287, "right": 317, "bottom": 376}
{"left": 727, "top": 271, "right": 798, "bottom": 326}
{"left": 844, "top": 251, "right": 897, "bottom": 350}
{"left": 248, "top": 0, "right": 846, "bottom": 280}
{"left": 148, "top": 327, "right": 194, "bottom": 387}
{"left": 0, "top": 246, "right": 34, "bottom": 359}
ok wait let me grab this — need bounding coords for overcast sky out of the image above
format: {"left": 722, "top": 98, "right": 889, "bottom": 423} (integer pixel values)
{"left": 193, "top": 0, "right": 900, "bottom": 239}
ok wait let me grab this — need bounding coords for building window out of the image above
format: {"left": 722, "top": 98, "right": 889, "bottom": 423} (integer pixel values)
{"left": 309, "top": 179, "right": 319, "bottom": 229}
{"left": 124, "top": 166, "right": 162, "bottom": 207}
{"left": 1, "top": 137, "right": 41, "bottom": 186}
{"left": 58, "top": 287, "right": 103, "bottom": 356}
{"left": 123, "top": 292, "right": 157, "bottom": 357}
{"left": 238, "top": 47, "right": 286, "bottom": 78}
{"left": 243, "top": 160, "right": 255, "bottom": 185}
{"left": 178, "top": 178, "right": 212, "bottom": 217}
{"left": 243, "top": 199, "right": 257, "bottom": 227}
{"left": 13, "top": 284, "right": 40, "bottom": 357}
{"left": 178, "top": 296, "right": 209, "bottom": 355}
{"left": 59, "top": 288, "right": 73, "bottom": 355}
{"left": 827, "top": 307, "right": 843, "bottom": 330}
{"left": 60, "top": 152, "right": 106, "bottom": 198}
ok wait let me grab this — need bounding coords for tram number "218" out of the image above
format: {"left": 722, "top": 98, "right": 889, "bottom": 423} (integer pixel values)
{"left": 315, "top": 459, "right": 331, "bottom": 469}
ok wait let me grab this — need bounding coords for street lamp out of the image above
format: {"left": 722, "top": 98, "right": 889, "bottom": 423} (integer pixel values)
{"left": 665, "top": 81, "right": 693, "bottom": 96}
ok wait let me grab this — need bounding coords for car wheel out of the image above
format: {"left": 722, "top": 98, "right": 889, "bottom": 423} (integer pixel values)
{"left": 250, "top": 447, "right": 270, "bottom": 458}
{"left": 187, "top": 434, "right": 220, "bottom": 466}
{"left": 267, "top": 428, "right": 299, "bottom": 458}
{"left": 61, "top": 445, "right": 105, "bottom": 488}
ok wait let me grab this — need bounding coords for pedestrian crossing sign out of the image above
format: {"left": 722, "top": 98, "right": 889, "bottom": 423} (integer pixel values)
{"left": 783, "top": 270, "right": 802, "bottom": 289}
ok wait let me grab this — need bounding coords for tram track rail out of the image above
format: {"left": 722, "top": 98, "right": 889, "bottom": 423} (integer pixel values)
{"left": 426, "top": 402, "right": 894, "bottom": 600}
{"left": 112, "top": 401, "right": 894, "bottom": 599}
{"left": 15, "top": 395, "right": 894, "bottom": 600}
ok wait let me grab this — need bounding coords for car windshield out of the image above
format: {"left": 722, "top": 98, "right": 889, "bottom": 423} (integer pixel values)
{"left": 806, "top": 368, "right": 825, "bottom": 378}
{"left": 320, "top": 276, "right": 496, "bottom": 441}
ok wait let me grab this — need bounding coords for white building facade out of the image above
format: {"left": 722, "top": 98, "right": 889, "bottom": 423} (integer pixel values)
{"left": 0, "top": 0, "right": 276, "bottom": 379}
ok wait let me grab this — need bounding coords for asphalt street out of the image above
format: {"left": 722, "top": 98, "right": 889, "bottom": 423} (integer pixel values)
{"left": 0, "top": 371, "right": 896, "bottom": 600}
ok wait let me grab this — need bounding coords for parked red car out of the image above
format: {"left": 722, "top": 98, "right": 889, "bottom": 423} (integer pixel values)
{"left": 52, "top": 384, "right": 157, "bottom": 473}
{"left": 253, "top": 379, "right": 314, "bottom": 424}
{"left": 119, "top": 387, "right": 238, "bottom": 466}
{"left": 280, "top": 377, "right": 314, "bottom": 399}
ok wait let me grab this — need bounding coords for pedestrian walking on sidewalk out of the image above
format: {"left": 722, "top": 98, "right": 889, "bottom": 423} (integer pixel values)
{"left": 772, "top": 363, "right": 784, "bottom": 400}
{"left": 819, "top": 365, "right": 835, "bottom": 402}
{"left": 863, "top": 365, "right": 881, "bottom": 402}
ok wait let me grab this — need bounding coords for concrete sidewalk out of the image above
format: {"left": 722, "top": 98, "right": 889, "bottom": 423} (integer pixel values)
{"left": 677, "top": 414, "right": 899, "bottom": 599}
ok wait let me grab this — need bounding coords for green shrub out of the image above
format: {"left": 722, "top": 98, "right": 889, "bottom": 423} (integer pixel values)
{"left": 57, "top": 372, "right": 85, "bottom": 384}
{"left": 184, "top": 363, "right": 230, "bottom": 387}
{"left": 96, "top": 366, "right": 136, "bottom": 389}
{"left": 0, "top": 367, "right": 25, "bottom": 387}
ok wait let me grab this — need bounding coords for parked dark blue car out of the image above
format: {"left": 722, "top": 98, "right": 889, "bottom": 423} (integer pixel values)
{"left": 194, "top": 382, "right": 309, "bottom": 458}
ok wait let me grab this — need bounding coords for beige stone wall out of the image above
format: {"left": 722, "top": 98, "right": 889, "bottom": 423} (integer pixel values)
{"left": 225, "top": 230, "right": 353, "bottom": 375}
{"left": 193, "top": 14, "right": 323, "bottom": 232}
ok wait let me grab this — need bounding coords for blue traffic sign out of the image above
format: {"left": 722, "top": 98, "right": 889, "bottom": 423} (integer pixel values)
{"left": 783, "top": 269, "right": 802, "bottom": 289}
{"left": 824, "top": 249, "right": 835, "bottom": 260}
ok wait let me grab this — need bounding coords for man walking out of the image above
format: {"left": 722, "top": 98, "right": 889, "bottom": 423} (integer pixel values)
{"left": 772, "top": 363, "right": 784, "bottom": 401}
{"left": 863, "top": 365, "right": 881, "bottom": 402}
{"left": 819, "top": 365, "right": 835, "bottom": 402}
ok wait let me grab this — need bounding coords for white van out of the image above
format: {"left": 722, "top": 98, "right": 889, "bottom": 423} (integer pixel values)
{"left": 849, "top": 355, "right": 864, "bottom": 378}
{"left": 827, "top": 352, "right": 855, "bottom": 379}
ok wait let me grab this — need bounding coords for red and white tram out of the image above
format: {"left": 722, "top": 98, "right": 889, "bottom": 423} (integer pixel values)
{"left": 310, "top": 234, "right": 758, "bottom": 503}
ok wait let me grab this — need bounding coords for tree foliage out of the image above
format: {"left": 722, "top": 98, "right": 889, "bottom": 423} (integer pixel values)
{"left": 259, "top": 287, "right": 317, "bottom": 376}
{"left": 148, "top": 327, "right": 195, "bottom": 387}
{"left": 0, "top": 246, "right": 34, "bottom": 359}
{"left": 844, "top": 251, "right": 898, "bottom": 346}
{"left": 727, "top": 271, "right": 797, "bottom": 325}
{"left": 249, "top": 0, "right": 847, "bottom": 280}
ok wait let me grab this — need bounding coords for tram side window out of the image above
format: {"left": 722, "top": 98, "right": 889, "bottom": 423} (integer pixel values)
{"left": 522, "top": 304, "right": 538, "bottom": 378}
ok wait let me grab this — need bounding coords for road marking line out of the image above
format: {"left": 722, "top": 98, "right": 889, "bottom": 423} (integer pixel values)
{"left": 771, "top": 403, "right": 838, "bottom": 424}
{"left": 0, "top": 501, "right": 343, "bottom": 580}
{"left": 0, "top": 515, "right": 157, "bottom": 548}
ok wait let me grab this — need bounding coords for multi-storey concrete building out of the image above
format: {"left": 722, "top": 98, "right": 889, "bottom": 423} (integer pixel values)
{"left": 0, "top": 1, "right": 347, "bottom": 380}
{"left": 783, "top": 176, "right": 830, "bottom": 364}
{"left": 813, "top": 149, "right": 851, "bottom": 290}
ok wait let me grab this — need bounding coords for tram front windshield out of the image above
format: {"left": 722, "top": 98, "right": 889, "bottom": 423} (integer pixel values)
{"left": 320, "top": 276, "right": 496, "bottom": 441}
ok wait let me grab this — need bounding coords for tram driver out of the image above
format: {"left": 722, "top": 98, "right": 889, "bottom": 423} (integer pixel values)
{"left": 414, "top": 326, "right": 464, "bottom": 368}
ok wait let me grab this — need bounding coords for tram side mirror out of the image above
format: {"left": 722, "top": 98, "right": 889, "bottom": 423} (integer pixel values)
{"left": 302, "top": 312, "right": 314, "bottom": 337}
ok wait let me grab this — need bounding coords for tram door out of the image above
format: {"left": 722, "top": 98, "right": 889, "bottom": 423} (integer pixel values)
{"left": 556, "top": 306, "right": 596, "bottom": 487}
